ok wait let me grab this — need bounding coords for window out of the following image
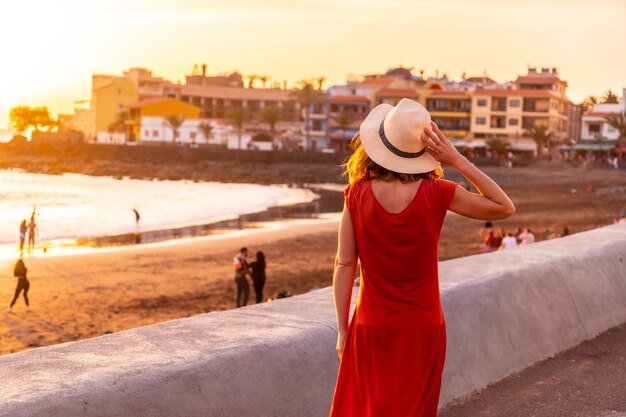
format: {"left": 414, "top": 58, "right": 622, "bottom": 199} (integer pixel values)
{"left": 589, "top": 124, "right": 601, "bottom": 133}
{"left": 509, "top": 99, "right": 520, "bottom": 107}
{"left": 144, "top": 130, "right": 150, "bottom": 137}
{"left": 476, "top": 117, "right": 486, "bottom": 125}
{"left": 152, "top": 130, "right": 159, "bottom": 137}
{"left": 509, "top": 118, "right": 519, "bottom": 126}
{"left": 190, "top": 132, "right": 196, "bottom": 139}
{"left": 312, "top": 120, "right": 323, "bottom": 131}
{"left": 477, "top": 99, "right": 487, "bottom": 107}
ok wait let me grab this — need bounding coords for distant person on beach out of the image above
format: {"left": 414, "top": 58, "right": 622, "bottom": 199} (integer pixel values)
{"left": 329, "top": 100, "right": 514, "bottom": 416}
{"left": 518, "top": 228, "right": 535, "bottom": 245}
{"left": 19, "top": 219, "right": 27, "bottom": 254}
{"left": 27, "top": 213, "right": 38, "bottom": 256}
{"left": 480, "top": 230, "right": 500, "bottom": 252}
{"left": 478, "top": 220, "right": 493, "bottom": 237}
{"left": 133, "top": 208, "right": 141, "bottom": 226}
{"left": 500, "top": 231, "right": 519, "bottom": 250}
{"left": 7, "top": 259, "right": 31, "bottom": 313}
{"left": 233, "top": 247, "right": 250, "bottom": 307}
{"left": 248, "top": 251, "right": 266, "bottom": 303}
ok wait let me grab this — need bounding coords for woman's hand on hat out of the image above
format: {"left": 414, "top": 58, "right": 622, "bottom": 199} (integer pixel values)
{"left": 423, "top": 122, "right": 465, "bottom": 168}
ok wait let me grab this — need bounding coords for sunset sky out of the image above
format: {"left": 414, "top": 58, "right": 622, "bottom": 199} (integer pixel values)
{"left": 1, "top": 0, "right": 625, "bottom": 129}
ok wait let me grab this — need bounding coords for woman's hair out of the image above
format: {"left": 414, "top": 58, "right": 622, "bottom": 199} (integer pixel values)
{"left": 14, "top": 259, "right": 26, "bottom": 275}
{"left": 256, "top": 251, "right": 265, "bottom": 266}
{"left": 342, "top": 133, "right": 443, "bottom": 184}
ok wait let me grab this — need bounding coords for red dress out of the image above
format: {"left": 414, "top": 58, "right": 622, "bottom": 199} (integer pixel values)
{"left": 329, "top": 178, "right": 457, "bottom": 417}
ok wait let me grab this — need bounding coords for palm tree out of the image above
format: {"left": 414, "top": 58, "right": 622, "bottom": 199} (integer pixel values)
{"left": 247, "top": 74, "right": 258, "bottom": 89}
{"left": 259, "top": 105, "right": 281, "bottom": 150}
{"left": 316, "top": 76, "right": 327, "bottom": 90}
{"left": 331, "top": 109, "right": 354, "bottom": 155}
{"left": 198, "top": 122, "right": 213, "bottom": 145}
{"left": 486, "top": 138, "right": 511, "bottom": 158}
{"left": 228, "top": 107, "right": 246, "bottom": 150}
{"left": 289, "top": 80, "right": 324, "bottom": 150}
{"left": 166, "top": 115, "right": 185, "bottom": 144}
{"left": 258, "top": 75, "right": 269, "bottom": 88}
{"left": 525, "top": 125, "right": 552, "bottom": 160}
{"left": 579, "top": 95, "right": 598, "bottom": 114}
{"left": 602, "top": 89, "right": 620, "bottom": 104}
{"left": 604, "top": 111, "right": 626, "bottom": 161}
{"left": 108, "top": 111, "right": 131, "bottom": 144}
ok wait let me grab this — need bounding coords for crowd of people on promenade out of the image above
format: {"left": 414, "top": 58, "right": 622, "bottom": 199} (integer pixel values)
{"left": 479, "top": 221, "right": 573, "bottom": 252}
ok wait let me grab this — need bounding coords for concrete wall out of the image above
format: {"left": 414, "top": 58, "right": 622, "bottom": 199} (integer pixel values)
{"left": 1, "top": 223, "right": 624, "bottom": 416}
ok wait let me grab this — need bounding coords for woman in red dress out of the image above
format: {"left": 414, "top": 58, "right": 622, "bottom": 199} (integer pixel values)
{"left": 329, "top": 99, "right": 515, "bottom": 416}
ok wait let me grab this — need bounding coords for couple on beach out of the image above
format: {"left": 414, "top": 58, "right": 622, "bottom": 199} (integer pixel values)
{"left": 19, "top": 207, "right": 38, "bottom": 256}
{"left": 233, "top": 247, "right": 266, "bottom": 307}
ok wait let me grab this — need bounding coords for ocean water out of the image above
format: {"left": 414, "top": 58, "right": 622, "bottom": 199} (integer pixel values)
{"left": 0, "top": 169, "right": 317, "bottom": 245}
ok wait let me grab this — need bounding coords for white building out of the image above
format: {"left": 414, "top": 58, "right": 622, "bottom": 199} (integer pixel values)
{"left": 577, "top": 88, "right": 625, "bottom": 154}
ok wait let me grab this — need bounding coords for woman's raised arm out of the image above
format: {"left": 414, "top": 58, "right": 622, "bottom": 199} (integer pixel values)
{"left": 423, "top": 122, "right": 515, "bottom": 221}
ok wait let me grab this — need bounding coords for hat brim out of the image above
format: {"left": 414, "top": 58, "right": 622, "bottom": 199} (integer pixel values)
{"left": 360, "top": 103, "right": 441, "bottom": 174}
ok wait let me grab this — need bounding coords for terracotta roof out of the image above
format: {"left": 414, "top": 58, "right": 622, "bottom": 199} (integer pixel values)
{"left": 474, "top": 89, "right": 553, "bottom": 97}
{"left": 515, "top": 75, "right": 565, "bottom": 85}
{"left": 181, "top": 84, "right": 294, "bottom": 100}
{"left": 128, "top": 97, "right": 171, "bottom": 109}
{"left": 360, "top": 78, "right": 395, "bottom": 86}
{"left": 465, "top": 76, "right": 496, "bottom": 84}
{"left": 127, "top": 97, "right": 200, "bottom": 110}
{"left": 427, "top": 91, "right": 471, "bottom": 98}
{"left": 330, "top": 95, "right": 370, "bottom": 103}
{"left": 375, "top": 88, "right": 419, "bottom": 96}
{"left": 584, "top": 112, "right": 620, "bottom": 118}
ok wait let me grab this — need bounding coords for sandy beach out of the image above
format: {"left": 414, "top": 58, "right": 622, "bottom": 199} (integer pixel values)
{"left": 1, "top": 163, "right": 625, "bottom": 355}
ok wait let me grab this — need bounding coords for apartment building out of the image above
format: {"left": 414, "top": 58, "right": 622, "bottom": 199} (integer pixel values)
{"left": 424, "top": 90, "right": 472, "bottom": 140}
{"left": 327, "top": 95, "right": 369, "bottom": 151}
{"left": 166, "top": 71, "right": 301, "bottom": 124}
{"left": 128, "top": 97, "right": 201, "bottom": 142}
{"left": 90, "top": 67, "right": 171, "bottom": 139}
{"left": 576, "top": 89, "right": 625, "bottom": 153}
{"left": 471, "top": 67, "right": 570, "bottom": 153}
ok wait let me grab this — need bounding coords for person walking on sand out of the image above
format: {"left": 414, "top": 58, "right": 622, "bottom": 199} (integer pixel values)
{"left": 133, "top": 208, "right": 141, "bottom": 227}
{"left": 19, "top": 219, "right": 27, "bottom": 254}
{"left": 233, "top": 247, "right": 251, "bottom": 308}
{"left": 248, "top": 251, "right": 266, "bottom": 303}
{"left": 7, "top": 259, "right": 31, "bottom": 313}
{"left": 329, "top": 99, "right": 514, "bottom": 416}
{"left": 27, "top": 214, "right": 38, "bottom": 256}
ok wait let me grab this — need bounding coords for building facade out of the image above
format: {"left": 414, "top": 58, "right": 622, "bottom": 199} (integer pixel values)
{"left": 576, "top": 91, "right": 626, "bottom": 154}
{"left": 90, "top": 68, "right": 171, "bottom": 139}
{"left": 424, "top": 90, "right": 472, "bottom": 140}
{"left": 470, "top": 68, "right": 571, "bottom": 154}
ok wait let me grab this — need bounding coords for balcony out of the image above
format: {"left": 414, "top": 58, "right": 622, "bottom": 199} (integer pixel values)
{"left": 490, "top": 116, "right": 506, "bottom": 129}
{"left": 523, "top": 99, "right": 549, "bottom": 113}
{"left": 490, "top": 98, "right": 507, "bottom": 112}
{"left": 138, "top": 87, "right": 162, "bottom": 96}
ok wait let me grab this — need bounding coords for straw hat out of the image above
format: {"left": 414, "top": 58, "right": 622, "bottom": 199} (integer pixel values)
{"left": 359, "top": 98, "right": 440, "bottom": 174}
